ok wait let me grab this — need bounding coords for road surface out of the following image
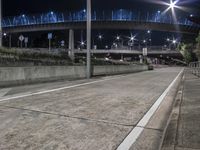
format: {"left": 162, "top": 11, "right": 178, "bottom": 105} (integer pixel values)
{"left": 0, "top": 67, "right": 182, "bottom": 150}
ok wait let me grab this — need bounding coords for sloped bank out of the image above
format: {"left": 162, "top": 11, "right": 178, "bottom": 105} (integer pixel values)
{"left": 0, "top": 65, "right": 148, "bottom": 87}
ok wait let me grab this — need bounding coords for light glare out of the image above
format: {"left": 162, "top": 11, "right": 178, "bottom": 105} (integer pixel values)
{"left": 169, "top": 2, "right": 175, "bottom": 8}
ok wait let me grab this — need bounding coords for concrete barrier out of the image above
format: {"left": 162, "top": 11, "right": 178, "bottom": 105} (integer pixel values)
{"left": 93, "top": 65, "right": 148, "bottom": 76}
{"left": 0, "top": 65, "right": 148, "bottom": 87}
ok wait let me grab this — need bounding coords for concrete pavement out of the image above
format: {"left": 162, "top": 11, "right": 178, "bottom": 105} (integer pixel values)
{"left": 162, "top": 69, "right": 200, "bottom": 150}
{"left": 0, "top": 67, "right": 182, "bottom": 150}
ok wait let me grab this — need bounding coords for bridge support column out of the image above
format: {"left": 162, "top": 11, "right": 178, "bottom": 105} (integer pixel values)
{"left": 121, "top": 54, "right": 124, "bottom": 61}
{"left": 68, "top": 29, "right": 75, "bottom": 62}
{"left": 139, "top": 55, "right": 143, "bottom": 64}
{"left": 9, "top": 34, "right": 12, "bottom": 48}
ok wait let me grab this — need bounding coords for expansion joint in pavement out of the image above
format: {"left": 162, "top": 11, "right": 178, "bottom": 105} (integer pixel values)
{"left": 137, "top": 125, "right": 163, "bottom": 132}
{"left": 176, "top": 146, "right": 200, "bottom": 150}
{"left": 0, "top": 104, "right": 135, "bottom": 127}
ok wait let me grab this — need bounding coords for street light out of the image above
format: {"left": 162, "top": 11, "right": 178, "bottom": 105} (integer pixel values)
{"left": 169, "top": 1, "right": 176, "bottom": 9}
{"left": 129, "top": 35, "right": 136, "bottom": 42}
{"left": 81, "top": 41, "right": 85, "bottom": 46}
{"left": 116, "top": 35, "right": 120, "bottom": 40}
{"left": 167, "top": 37, "right": 178, "bottom": 49}
{"left": 0, "top": 0, "right": 2, "bottom": 47}
{"left": 147, "top": 30, "right": 152, "bottom": 47}
{"left": 78, "top": 41, "right": 86, "bottom": 50}
{"left": 98, "top": 34, "right": 103, "bottom": 40}
{"left": 86, "top": 0, "right": 91, "bottom": 79}
{"left": 128, "top": 35, "right": 137, "bottom": 50}
{"left": 172, "top": 39, "right": 177, "bottom": 44}
{"left": 164, "top": 0, "right": 179, "bottom": 10}
{"left": 115, "top": 35, "right": 124, "bottom": 49}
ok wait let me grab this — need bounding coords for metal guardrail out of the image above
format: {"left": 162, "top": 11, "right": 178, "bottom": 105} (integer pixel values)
{"left": 189, "top": 62, "right": 200, "bottom": 77}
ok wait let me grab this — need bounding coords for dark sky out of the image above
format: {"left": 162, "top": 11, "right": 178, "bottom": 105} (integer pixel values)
{"left": 3, "top": 0, "right": 200, "bottom": 17}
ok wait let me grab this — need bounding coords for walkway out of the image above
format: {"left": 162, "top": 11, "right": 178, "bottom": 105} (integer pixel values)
{"left": 162, "top": 69, "right": 200, "bottom": 150}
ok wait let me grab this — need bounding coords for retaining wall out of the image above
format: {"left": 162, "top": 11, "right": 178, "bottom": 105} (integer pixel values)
{"left": 0, "top": 65, "right": 148, "bottom": 87}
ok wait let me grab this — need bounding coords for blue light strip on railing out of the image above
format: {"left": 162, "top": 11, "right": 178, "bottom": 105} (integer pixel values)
{"left": 2, "top": 9, "right": 198, "bottom": 27}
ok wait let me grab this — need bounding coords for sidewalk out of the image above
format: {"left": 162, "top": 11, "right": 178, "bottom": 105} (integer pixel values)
{"left": 162, "top": 69, "right": 200, "bottom": 150}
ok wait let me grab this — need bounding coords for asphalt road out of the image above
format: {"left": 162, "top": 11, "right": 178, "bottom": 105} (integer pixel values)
{"left": 0, "top": 67, "right": 182, "bottom": 150}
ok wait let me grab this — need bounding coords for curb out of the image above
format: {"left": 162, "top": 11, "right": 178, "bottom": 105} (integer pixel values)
{"left": 158, "top": 69, "right": 185, "bottom": 150}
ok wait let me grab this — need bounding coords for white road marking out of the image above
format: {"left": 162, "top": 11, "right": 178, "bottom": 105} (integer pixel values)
{"left": 0, "top": 75, "right": 127, "bottom": 102}
{"left": 117, "top": 69, "right": 184, "bottom": 150}
{"left": 0, "top": 88, "right": 12, "bottom": 98}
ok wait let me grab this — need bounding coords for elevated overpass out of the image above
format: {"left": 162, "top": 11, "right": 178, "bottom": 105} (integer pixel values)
{"left": 2, "top": 10, "right": 200, "bottom": 34}
{"left": 8, "top": 47, "right": 182, "bottom": 58}
{"left": 2, "top": 21, "right": 199, "bottom": 34}
{"left": 74, "top": 49, "right": 182, "bottom": 60}
{"left": 1, "top": 10, "right": 196, "bottom": 60}
{"left": 74, "top": 49, "right": 180, "bottom": 55}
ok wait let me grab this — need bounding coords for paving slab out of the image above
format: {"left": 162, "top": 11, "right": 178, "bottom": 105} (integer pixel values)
{"left": 129, "top": 129, "right": 162, "bottom": 150}
{"left": 0, "top": 106, "right": 131, "bottom": 150}
{"left": 176, "top": 73, "right": 200, "bottom": 150}
{"left": 0, "top": 68, "right": 181, "bottom": 125}
{"left": 129, "top": 69, "right": 182, "bottom": 150}
{"left": 162, "top": 69, "right": 200, "bottom": 150}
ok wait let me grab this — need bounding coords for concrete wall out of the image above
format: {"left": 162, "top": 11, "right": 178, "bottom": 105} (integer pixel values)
{"left": 0, "top": 65, "right": 148, "bottom": 87}
{"left": 93, "top": 65, "right": 148, "bottom": 76}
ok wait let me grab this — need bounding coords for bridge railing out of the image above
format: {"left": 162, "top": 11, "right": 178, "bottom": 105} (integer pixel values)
{"left": 189, "top": 61, "right": 200, "bottom": 77}
{"left": 2, "top": 9, "right": 198, "bottom": 28}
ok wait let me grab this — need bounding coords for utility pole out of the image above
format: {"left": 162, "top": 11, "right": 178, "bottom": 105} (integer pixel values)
{"left": 0, "top": 0, "right": 2, "bottom": 47}
{"left": 86, "top": 0, "right": 91, "bottom": 79}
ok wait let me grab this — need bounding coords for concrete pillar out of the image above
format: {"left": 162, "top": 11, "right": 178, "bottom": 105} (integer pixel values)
{"left": 139, "top": 55, "right": 143, "bottom": 64}
{"left": 121, "top": 54, "right": 124, "bottom": 60}
{"left": 68, "top": 29, "right": 74, "bottom": 61}
{"left": 9, "top": 34, "right": 12, "bottom": 48}
{"left": 0, "top": 0, "right": 2, "bottom": 47}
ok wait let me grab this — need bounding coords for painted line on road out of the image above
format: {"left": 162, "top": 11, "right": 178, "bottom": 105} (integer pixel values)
{"left": 117, "top": 69, "right": 184, "bottom": 150}
{"left": 0, "top": 75, "right": 129, "bottom": 102}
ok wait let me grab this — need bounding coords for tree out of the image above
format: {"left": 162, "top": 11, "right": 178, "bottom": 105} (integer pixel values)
{"left": 195, "top": 31, "right": 200, "bottom": 60}
{"left": 178, "top": 43, "right": 193, "bottom": 64}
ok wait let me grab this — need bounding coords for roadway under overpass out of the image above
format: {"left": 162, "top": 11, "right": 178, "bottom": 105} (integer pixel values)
{"left": 74, "top": 49, "right": 183, "bottom": 60}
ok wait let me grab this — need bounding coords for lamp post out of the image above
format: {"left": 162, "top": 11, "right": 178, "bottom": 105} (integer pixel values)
{"left": 147, "top": 30, "right": 152, "bottom": 48}
{"left": 86, "top": 0, "right": 91, "bottom": 79}
{"left": 0, "top": 0, "right": 2, "bottom": 47}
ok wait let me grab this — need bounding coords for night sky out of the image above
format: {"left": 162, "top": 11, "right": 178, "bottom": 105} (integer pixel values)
{"left": 3, "top": 0, "right": 200, "bottom": 17}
